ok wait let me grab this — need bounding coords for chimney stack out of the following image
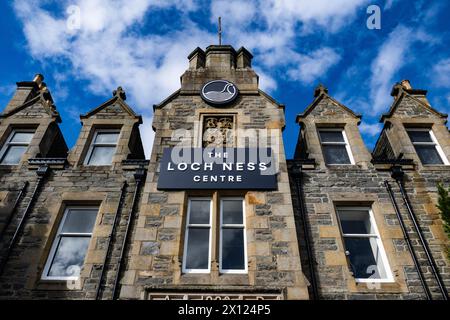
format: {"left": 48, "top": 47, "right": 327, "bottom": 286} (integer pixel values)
{"left": 2, "top": 74, "right": 44, "bottom": 114}
{"left": 390, "top": 80, "right": 431, "bottom": 105}
{"left": 188, "top": 47, "right": 206, "bottom": 70}
{"left": 181, "top": 45, "right": 258, "bottom": 93}
{"left": 205, "top": 45, "right": 236, "bottom": 70}
{"left": 400, "top": 79, "right": 412, "bottom": 90}
{"left": 236, "top": 47, "right": 253, "bottom": 69}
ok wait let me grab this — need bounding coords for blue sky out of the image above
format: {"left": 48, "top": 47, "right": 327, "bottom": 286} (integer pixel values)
{"left": 0, "top": 0, "right": 449, "bottom": 158}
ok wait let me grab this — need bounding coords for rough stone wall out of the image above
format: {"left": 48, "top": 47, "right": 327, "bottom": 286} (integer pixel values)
{"left": 121, "top": 46, "right": 309, "bottom": 300}
{"left": 288, "top": 89, "right": 450, "bottom": 300}
{"left": 123, "top": 97, "right": 308, "bottom": 300}
{"left": 379, "top": 90, "right": 450, "bottom": 299}
{"left": 0, "top": 92, "right": 146, "bottom": 299}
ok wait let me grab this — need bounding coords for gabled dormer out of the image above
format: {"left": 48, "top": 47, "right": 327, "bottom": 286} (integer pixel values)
{"left": 373, "top": 80, "right": 449, "bottom": 169}
{"left": 295, "top": 84, "right": 372, "bottom": 169}
{"left": 68, "top": 87, "right": 145, "bottom": 169}
{"left": 0, "top": 74, "right": 67, "bottom": 167}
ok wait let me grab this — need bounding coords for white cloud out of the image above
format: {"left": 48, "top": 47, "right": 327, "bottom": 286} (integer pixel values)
{"left": 13, "top": 0, "right": 211, "bottom": 159}
{"left": 432, "top": 58, "right": 450, "bottom": 88}
{"left": 259, "top": 0, "right": 369, "bottom": 33}
{"left": 359, "top": 122, "right": 381, "bottom": 136}
{"left": 209, "top": 0, "right": 364, "bottom": 84}
{"left": 211, "top": 0, "right": 255, "bottom": 26}
{"left": 384, "top": 0, "right": 398, "bottom": 10}
{"left": 254, "top": 68, "right": 277, "bottom": 93}
{"left": 13, "top": 0, "right": 211, "bottom": 110}
{"left": 370, "top": 25, "right": 418, "bottom": 114}
{"left": 287, "top": 48, "right": 341, "bottom": 83}
{"left": 13, "top": 0, "right": 372, "bottom": 157}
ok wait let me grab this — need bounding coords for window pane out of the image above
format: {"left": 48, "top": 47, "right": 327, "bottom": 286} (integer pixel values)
{"left": 323, "top": 145, "right": 351, "bottom": 164}
{"left": 10, "top": 132, "right": 34, "bottom": 143}
{"left": 88, "top": 146, "right": 115, "bottom": 165}
{"left": 407, "top": 130, "right": 432, "bottom": 143}
{"left": 1, "top": 145, "right": 27, "bottom": 164}
{"left": 62, "top": 209, "right": 97, "bottom": 233}
{"left": 222, "top": 200, "right": 243, "bottom": 224}
{"left": 185, "top": 228, "right": 209, "bottom": 270}
{"left": 319, "top": 130, "right": 345, "bottom": 143}
{"left": 189, "top": 200, "right": 210, "bottom": 224}
{"left": 415, "top": 145, "right": 444, "bottom": 165}
{"left": 338, "top": 209, "right": 371, "bottom": 234}
{"left": 95, "top": 132, "right": 119, "bottom": 144}
{"left": 222, "top": 228, "right": 245, "bottom": 270}
{"left": 47, "top": 236, "right": 90, "bottom": 277}
{"left": 344, "top": 237, "right": 382, "bottom": 279}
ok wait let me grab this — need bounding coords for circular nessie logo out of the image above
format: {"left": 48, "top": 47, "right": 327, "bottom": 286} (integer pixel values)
{"left": 201, "top": 80, "right": 238, "bottom": 106}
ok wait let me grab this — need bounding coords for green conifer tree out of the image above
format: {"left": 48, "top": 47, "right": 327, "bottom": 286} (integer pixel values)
{"left": 436, "top": 183, "right": 450, "bottom": 259}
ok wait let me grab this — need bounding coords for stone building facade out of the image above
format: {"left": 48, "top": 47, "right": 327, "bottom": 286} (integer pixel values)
{"left": 0, "top": 45, "right": 448, "bottom": 300}
{"left": 288, "top": 81, "right": 450, "bottom": 300}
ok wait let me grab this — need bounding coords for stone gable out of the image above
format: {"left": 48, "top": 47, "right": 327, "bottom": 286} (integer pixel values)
{"left": 310, "top": 98, "right": 352, "bottom": 118}
{"left": 13, "top": 102, "right": 52, "bottom": 119}
{"left": 392, "top": 95, "right": 435, "bottom": 119}
{"left": 92, "top": 103, "right": 128, "bottom": 119}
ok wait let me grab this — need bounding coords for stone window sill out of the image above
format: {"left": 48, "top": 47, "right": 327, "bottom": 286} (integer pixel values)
{"left": 418, "top": 165, "right": 450, "bottom": 171}
{"left": 34, "top": 279, "right": 83, "bottom": 291}
{"left": 351, "top": 280, "right": 406, "bottom": 294}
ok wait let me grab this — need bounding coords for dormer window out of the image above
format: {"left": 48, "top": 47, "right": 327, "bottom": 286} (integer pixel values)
{"left": 318, "top": 128, "right": 354, "bottom": 165}
{"left": 0, "top": 129, "right": 35, "bottom": 165}
{"left": 85, "top": 130, "right": 120, "bottom": 165}
{"left": 406, "top": 128, "right": 448, "bottom": 165}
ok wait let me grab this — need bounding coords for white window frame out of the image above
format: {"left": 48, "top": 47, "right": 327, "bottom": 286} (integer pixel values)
{"left": 42, "top": 206, "right": 98, "bottom": 281}
{"left": 336, "top": 206, "right": 394, "bottom": 283}
{"left": 406, "top": 128, "right": 449, "bottom": 165}
{"left": 219, "top": 197, "right": 247, "bottom": 274}
{"left": 182, "top": 197, "right": 213, "bottom": 274}
{"left": 84, "top": 129, "right": 120, "bottom": 166}
{"left": 318, "top": 128, "right": 355, "bottom": 165}
{"left": 0, "top": 129, "right": 35, "bottom": 165}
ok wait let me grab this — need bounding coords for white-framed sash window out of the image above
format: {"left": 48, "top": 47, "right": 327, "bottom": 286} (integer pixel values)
{"left": 182, "top": 198, "right": 213, "bottom": 273}
{"left": 85, "top": 129, "right": 120, "bottom": 165}
{"left": 336, "top": 207, "right": 393, "bottom": 283}
{"left": 406, "top": 128, "right": 449, "bottom": 165}
{"left": 0, "top": 129, "right": 35, "bottom": 165}
{"left": 219, "top": 197, "right": 247, "bottom": 273}
{"left": 42, "top": 206, "right": 98, "bottom": 280}
{"left": 318, "top": 128, "right": 355, "bottom": 165}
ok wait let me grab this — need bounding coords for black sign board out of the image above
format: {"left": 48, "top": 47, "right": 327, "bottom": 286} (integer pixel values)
{"left": 157, "top": 148, "right": 277, "bottom": 190}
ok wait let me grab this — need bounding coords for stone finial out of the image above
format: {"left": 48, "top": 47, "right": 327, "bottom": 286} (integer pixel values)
{"left": 33, "top": 74, "right": 44, "bottom": 86}
{"left": 400, "top": 79, "right": 412, "bottom": 90}
{"left": 314, "top": 84, "right": 328, "bottom": 97}
{"left": 113, "top": 86, "right": 127, "bottom": 100}
{"left": 391, "top": 79, "right": 413, "bottom": 97}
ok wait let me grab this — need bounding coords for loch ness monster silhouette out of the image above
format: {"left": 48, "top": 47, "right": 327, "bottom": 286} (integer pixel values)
{"left": 203, "top": 82, "right": 236, "bottom": 102}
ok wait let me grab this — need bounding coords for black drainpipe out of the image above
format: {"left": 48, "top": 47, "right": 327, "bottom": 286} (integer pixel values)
{"left": 95, "top": 181, "right": 128, "bottom": 300}
{"left": 0, "top": 165, "right": 49, "bottom": 276}
{"left": 112, "top": 166, "right": 145, "bottom": 300}
{"left": 293, "top": 167, "right": 318, "bottom": 300}
{"left": 0, "top": 181, "right": 28, "bottom": 238}
{"left": 384, "top": 180, "right": 431, "bottom": 300}
{"left": 391, "top": 165, "right": 448, "bottom": 300}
